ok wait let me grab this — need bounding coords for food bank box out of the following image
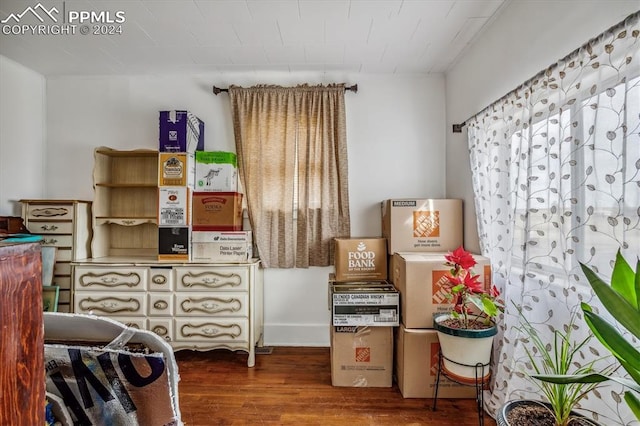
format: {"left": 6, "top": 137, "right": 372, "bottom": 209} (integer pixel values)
{"left": 331, "top": 283, "right": 399, "bottom": 327}
{"left": 159, "top": 153, "right": 195, "bottom": 188}
{"left": 393, "top": 252, "right": 491, "bottom": 328}
{"left": 381, "top": 199, "right": 463, "bottom": 254}
{"left": 158, "top": 226, "right": 191, "bottom": 261}
{"left": 195, "top": 151, "right": 238, "bottom": 192}
{"left": 331, "top": 325, "right": 393, "bottom": 387}
{"left": 191, "top": 231, "right": 252, "bottom": 262}
{"left": 334, "top": 238, "right": 387, "bottom": 282}
{"left": 159, "top": 110, "right": 204, "bottom": 153}
{"left": 158, "top": 187, "right": 191, "bottom": 226}
{"left": 395, "top": 324, "right": 476, "bottom": 398}
{"left": 191, "top": 192, "right": 243, "bottom": 231}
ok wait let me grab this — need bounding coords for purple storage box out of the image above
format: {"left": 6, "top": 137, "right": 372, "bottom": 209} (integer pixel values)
{"left": 159, "top": 110, "right": 205, "bottom": 153}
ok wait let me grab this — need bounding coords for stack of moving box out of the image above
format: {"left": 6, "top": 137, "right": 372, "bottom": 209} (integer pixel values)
{"left": 381, "top": 199, "right": 491, "bottom": 398}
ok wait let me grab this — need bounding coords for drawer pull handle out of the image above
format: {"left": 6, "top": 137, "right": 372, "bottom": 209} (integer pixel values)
{"left": 41, "top": 225, "right": 59, "bottom": 231}
{"left": 181, "top": 271, "right": 242, "bottom": 289}
{"left": 122, "top": 220, "right": 136, "bottom": 226}
{"left": 42, "top": 238, "right": 58, "bottom": 245}
{"left": 153, "top": 300, "right": 169, "bottom": 310}
{"left": 31, "top": 207, "right": 68, "bottom": 217}
{"left": 152, "top": 275, "right": 167, "bottom": 285}
{"left": 181, "top": 297, "right": 241, "bottom": 314}
{"left": 126, "top": 323, "right": 141, "bottom": 329}
{"left": 79, "top": 271, "right": 141, "bottom": 288}
{"left": 180, "top": 322, "right": 241, "bottom": 339}
{"left": 78, "top": 297, "right": 140, "bottom": 313}
{"left": 153, "top": 325, "right": 169, "bottom": 336}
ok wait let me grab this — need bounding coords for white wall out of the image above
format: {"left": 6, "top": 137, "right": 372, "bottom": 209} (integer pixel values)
{"left": 445, "top": 1, "right": 640, "bottom": 253}
{"left": 0, "top": 55, "right": 46, "bottom": 216}
{"left": 45, "top": 72, "right": 446, "bottom": 345}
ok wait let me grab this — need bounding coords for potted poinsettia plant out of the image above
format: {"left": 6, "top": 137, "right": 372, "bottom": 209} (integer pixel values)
{"left": 433, "top": 246, "right": 504, "bottom": 384}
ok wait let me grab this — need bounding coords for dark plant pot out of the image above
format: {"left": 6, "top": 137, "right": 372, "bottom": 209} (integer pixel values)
{"left": 497, "top": 400, "right": 601, "bottom": 426}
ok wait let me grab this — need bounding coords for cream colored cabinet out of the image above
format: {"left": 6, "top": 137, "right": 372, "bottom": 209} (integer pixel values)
{"left": 72, "top": 260, "right": 263, "bottom": 367}
{"left": 20, "top": 199, "right": 92, "bottom": 312}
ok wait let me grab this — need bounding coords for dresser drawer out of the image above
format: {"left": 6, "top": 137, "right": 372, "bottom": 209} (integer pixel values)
{"left": 175, "top": 318, "right": 248, "bottom": 343}
{"left": 74, "top": 291, "right": 146, "bottom": 316}
{"left": 40, "top": 234, "right": 73, "bottom": 248}
{"left": 28, "top": 221, "right": 74, "bottom": 234}
{"left": 149, "top": 318, "right": 174, "bottom": 342}
{"left": 149, "top": 293, "right": 174, "bottom": 316}
{"left": 26, "top": 204, "right": 74, "bottom": 220}
{"left": 175, "top": 293, "right": 248, "bottom": 317}
{"left": 149, "top": 268, "right": 174, "bottom": 291}
{"left": 74, "top": 267, "right": 148, "bottom": 291}
{"left": 175, "top": 267, "right": 249, "bottom": 291}
{"left": 111, "top": 317, "right": 147, "bottom": 330}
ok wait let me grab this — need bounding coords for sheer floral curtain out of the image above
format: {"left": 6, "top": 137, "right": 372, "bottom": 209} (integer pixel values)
{"left": 467, "top": 12, "right": 640, "bottom": 424}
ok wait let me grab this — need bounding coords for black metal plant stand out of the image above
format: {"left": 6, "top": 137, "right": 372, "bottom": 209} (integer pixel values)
{"left": 432, "top": 348, "right": 491, "bottom": 426}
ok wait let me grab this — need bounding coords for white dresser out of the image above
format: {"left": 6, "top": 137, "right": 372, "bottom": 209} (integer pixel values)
{"left": 72, "top": 258, "right": 263, "bottom": 367}
{"left": 20, "top": 199, "right": 92, "bottom": 312}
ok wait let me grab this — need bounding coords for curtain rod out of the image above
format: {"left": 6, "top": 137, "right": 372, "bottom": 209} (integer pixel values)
{"left": 451, "top": 10, "right": 639, "bottom": 134}
{"left": 212, "top": 84, "right": 358, "bottom": 95}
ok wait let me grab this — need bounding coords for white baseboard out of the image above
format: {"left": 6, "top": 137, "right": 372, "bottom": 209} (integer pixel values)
{"left": 263, "top": 323, "right": 329, "bottom": 347}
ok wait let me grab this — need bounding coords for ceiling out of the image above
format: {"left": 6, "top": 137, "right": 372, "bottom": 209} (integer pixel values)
{"left": 0, "top": 0, "right": 508, "bottom": 76}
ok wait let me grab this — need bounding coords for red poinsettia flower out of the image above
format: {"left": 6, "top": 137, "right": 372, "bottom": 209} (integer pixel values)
{"left": 463, "top": 273, "right": 483, "bottom": 293}
{"left": 490, "top": 285, "right": 500, "bottom": 298}
{"left": 445, "top": 246, "right": 477, "bottom": 270}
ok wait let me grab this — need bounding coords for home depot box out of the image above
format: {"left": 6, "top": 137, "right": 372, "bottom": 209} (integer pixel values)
{"left": 334, "top": 238, "right": 387, "bottom": 282}
{"left": 395, "top": 324, "right": 476, "bottom": 398}
{"left": 191, "top": 230, "right": 253, "bottom": 262}
{"left": 158, "top": 226, "right": 191, "bottom": 261}
{"left": 159, "top": 110, "right": 204, "bottom": 153}
{"left": 331, "top": 283, "right": 399, "bottom": 327}
{"left": 393, "top": 252, "right": 491, "bottom": 328}
{"left": 382, "top": 199, "right": 463, "bottom": 254}
{"left": 192, "top": 192, "right": 243, "bottom": 231}
{"left": 159, "top": 153, "right": 195, "bottom": 188}
{"left": 158, "top": 187, "right": 191, "bottom": 226}
{"left": 195, "top": 151, "right": 238, "bottom": 192}
{"left": 331, "top": 325, "right": 393, "bottom": 387}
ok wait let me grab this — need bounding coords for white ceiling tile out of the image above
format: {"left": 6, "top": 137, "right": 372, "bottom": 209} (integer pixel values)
{"left": 229, "top": 45, "right": 269, "bottom": 65}
{"left": 264, "top": 45, "right": 306, "bottom": 64}
{"left": 193, "top": 0, "right": 252, "bottom": 22}
{"left": 304, "top": 44, "right": 345, "bottom": 63}
{"left": 299, "top": 0, "right": 350, "bottom": 20}
{"left": 348, "top": 0, "right": 403, "bottom": 19}
{"left": 189, "top": 46, "right": 232, "bottom": 65}
{"left": 246, "top": 0, "right": 300, "bottom": 21}
{"left": 190, "top": 21, "right": 240, "bottom": 46}
{"left": 277, "top": 16, "right": 324, "bottom": 44}
{"left": 233, "top": 19, "right": 281, "bottom": 44}
{"left": 142, "top": 1, "right": 204, "bottom": 23}
{"left": 324, "top": 15, "right": 372, "bottom": 45}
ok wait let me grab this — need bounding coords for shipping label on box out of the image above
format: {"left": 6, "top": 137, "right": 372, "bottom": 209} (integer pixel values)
{"left": 159, "top": 153, "right": 195, "bottom": 188}
{"left": 330, "top": 326, "right": 393, "bottom": 387}
{"left": 332, "top": 285, "right": 399, "bottom": 327}
{"left": 195, "top": 151, "right": 238, "bottom": 192}
{"left": 395, "top": 324, "right": 476, "bottom": 398}
{"left": 191, "top": 231, "right": 253, "bottom": 262}
{"left": 158, "top": 226, "right": 191, "bottom": 261}
{"left": 394, "top": 252, "right": 491, "bottom": 328}
{"left": 382, "top": 199, "right": 463, "bottom": 254}
{"left": 192, "top": 192, "right": 243, "bottom": 231}
{"left": 159, "top": 110, "right": 204, "bottom": 153}
{"left": 158, "top": 187, "right": 190, "bottom": 226}
{"left": 334, "top": 238, "right": 387, "bottom": 282}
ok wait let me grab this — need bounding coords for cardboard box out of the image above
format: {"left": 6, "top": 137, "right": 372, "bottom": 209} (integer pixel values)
{"left": 158, "top": 226, "right": 191, "bottom": 261}
{"left": 159, "top": 110, "right": 204, "bottom": 153}
{"left": 191, "top": 231, "right": 253, "bottom": 262}
{"left": 331, "top": 283, "right": 399, "bottom": 327}
{"left": 195, "top": 151, "right": 238, "bottom": 192}
{"left": 393, "top": 252, "right": 491, "bottom": 329}
{"left": 330, "top": 325, "right": 393, "bottom": 387}
{"left": 334, "top": 238, "right": 387, "bottom": 282}
{"left": 382, "top": 199, "right": 463, "bottom": 254}
{"left": 159, "top": 153, "right": 195, "bottom": 188}
{"left": 191, "top": 192, "right": 243, "bottom": 231}
{"left": 158, "top": 187, "right": 191, "bottom": 226}
{"left": 395, "top": 324, "right": 476, "bottom": 398}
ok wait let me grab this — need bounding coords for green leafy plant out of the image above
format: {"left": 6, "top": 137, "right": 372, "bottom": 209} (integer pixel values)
{"left": 533, "top": 250, "right": 640, "bottom": 420}
{"left": 516, "top": 306, "right": 611, "bottom": 426}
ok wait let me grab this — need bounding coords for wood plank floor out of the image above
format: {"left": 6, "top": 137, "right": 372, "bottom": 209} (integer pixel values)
{"left": 175, "top": 347, "right": 497, "bottom": 426}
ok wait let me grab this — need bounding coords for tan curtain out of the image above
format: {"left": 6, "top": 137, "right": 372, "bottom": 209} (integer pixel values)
{"left": 228, "top": 84, "right": 351, "bottom": 268}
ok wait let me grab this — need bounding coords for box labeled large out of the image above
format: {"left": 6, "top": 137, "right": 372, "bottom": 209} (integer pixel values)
{"left": 195, "top": 151, "right": 238, "bottom": 192}
{"left": 395, "top": 324, "right": 476, "bottom": 398}
{"left": 191, "top": 230, "right": 253, "bottom": 262}
{"left": 331, "top": 283, "right": 399, "bottom": 327}
{"left": 158, "top": 226, "right": 191, "bottom": 261}
{"left": 192, "top": 192, "right": 243, "bottom": 231}
{"left": 382, "top": 199, "right": 463, "bottom": 254}
{"left": 159, "top": 153, "right": 195, "bottom": 188}
{"left": 159, "top": 110, "right": 204, "bottom": 153}
{"left": 393, "top": 252, "right": 491, "bottom": 328}
{"left": 158, "top": 187, "right": 190, "bottom": 226}
{"left": 331, "top": 326, "right": 393, "bottom": 387}
{"left": 334, "top": 238, "right": 387, "bottom": 282}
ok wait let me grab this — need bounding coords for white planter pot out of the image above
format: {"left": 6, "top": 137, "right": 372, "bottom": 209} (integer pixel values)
{"left": 433, "top": 313, "right": 497, "bottom": 385}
